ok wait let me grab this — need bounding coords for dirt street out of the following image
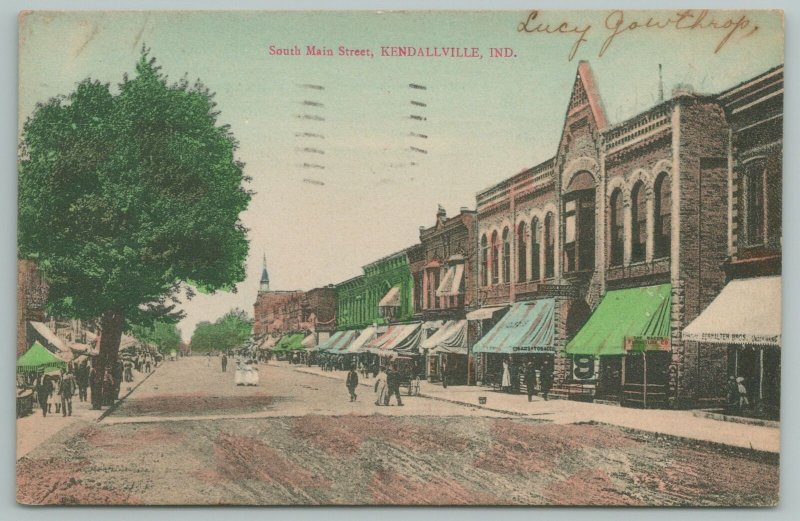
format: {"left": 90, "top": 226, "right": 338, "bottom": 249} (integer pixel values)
{"left": 16, "top": 357, "right": 779, "bottom": 506}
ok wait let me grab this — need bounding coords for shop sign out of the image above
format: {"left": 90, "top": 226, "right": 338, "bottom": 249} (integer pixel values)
{"left": 624, "top": 336, "right": 670, "bottom": 352}
{"left": 573, "top": 355, "right": 594, "bottom": 379}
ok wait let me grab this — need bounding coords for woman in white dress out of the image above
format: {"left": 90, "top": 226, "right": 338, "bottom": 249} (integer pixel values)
{"left": 501, "top": 358, "right": 511, "bottom": 392}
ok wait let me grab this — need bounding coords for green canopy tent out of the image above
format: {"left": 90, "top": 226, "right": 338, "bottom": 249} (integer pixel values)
{"left": 17, "top": 341, "right": 68, "bottom": 373}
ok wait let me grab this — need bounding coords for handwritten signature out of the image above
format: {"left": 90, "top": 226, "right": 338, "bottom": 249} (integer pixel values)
{"left": 517, "top": 10, "right": 760, "bottom": 61}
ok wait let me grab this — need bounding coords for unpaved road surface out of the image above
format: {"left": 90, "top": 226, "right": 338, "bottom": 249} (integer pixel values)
{"left": 17, "top": 357, "right": 779, "bottom": 506}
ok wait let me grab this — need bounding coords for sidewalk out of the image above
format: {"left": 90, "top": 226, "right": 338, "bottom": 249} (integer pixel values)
{"left": 16, "top": 366, "right": 158, "bottom": 460}
{"left": 287, "top": 362, "right": 780, "bottom": 453}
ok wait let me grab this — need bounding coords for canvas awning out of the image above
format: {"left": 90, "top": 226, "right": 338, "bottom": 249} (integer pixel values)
{"left": 259, "top": 335, "right": 279, "bottom": 350}
{"left": 301, "top": 333, "right": 317, "bottom": 349}
{"left": 436, "top": 264, "right": 465, "bottom": 297}
{"left": 421, "top": 320, "right": 445, "bottom": 331}
{"left": 273, "top": 333, "right": 306, "bottom": 352}
{"left": 683, "top": 276, "right": 781, "bottom": 346}
{"left": 344, "top": 326, "right": 379, "bottom": 354}
{"left": 317, "top": 330, "right": 359, "bottom": 352}
{"left": 466, "top": 305, "right": 509, "bottom": 321}
{"left": 379, "top": 286, "right": 401, "bottom": 307}
{"left": 566, "top": 284, "right": 672, "bottom": 356}
{"left": 17, "top": 341, "right": 68, "bottom": 373}
{"left": 366, "top": 322, "right": 422, "bottom": 355}
{"left": 473, "top": 300, "right": 555, "bottom": 354}
{"left": 422, "top": 320, "right": 468, "bottom": 354}
{"left": 28, "top": 321, "right": 73, "bottom": 361}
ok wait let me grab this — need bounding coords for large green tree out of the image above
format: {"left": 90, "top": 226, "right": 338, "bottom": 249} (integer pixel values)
{"left": 189, "top": 309, "right": 252, "bottom": 353}
{"left": 18, "top": 50, "right": 251, "bottom": 401}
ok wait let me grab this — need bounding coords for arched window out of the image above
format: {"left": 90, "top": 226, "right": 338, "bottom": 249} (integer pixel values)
{"left": 654, "top": 173, "right": 671, "bottom": 258}
{"left": 544, "top": 213, "right": 555, "bottom": 278}
{"left": 480, "top": 234, "right": 488, "bottom": 286}
{"left": 531, "top": 218, "right": 541, "bottom": 281}
{"left": 502, "top": 227, "right": 511, "bottom": 284}
{"left": 563, "top": 171, "right": 596, "bottom": 272}
{"left": 491, "top": 230, "right": 499, "bottom": 285}
{"left": 631, "top": 181, "right": 646, "bottom": 262}
{"left": 744, "top": 160, "right": 766, "bottom": 246}
{"left": 517, "top": 222, "right": 527, "bottom": 282}
{"left": 610, "top": 188, "right": 624, "bottom": 266}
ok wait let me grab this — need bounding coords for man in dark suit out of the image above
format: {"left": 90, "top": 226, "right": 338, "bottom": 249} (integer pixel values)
{"left": 386, "top": 363, "right": 403, "bottom": 406}
{"left": 346, "top": 365, "right": 359, "bottom": 402}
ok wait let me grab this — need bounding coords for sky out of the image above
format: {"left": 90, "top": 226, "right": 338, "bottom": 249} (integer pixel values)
{"left": 18, "top": 10, "right": 784, "bottom": 341}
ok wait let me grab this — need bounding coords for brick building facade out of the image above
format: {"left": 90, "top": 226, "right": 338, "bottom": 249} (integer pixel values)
{"left": 471, "top": 61, "right": 773, "bottom": 408}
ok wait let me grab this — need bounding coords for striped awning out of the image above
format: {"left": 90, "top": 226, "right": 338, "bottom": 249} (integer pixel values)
{"left": 366, "top": 322, "right": 422, "bottom": 355}
{"left": 317, "top": 330, "right": 359, "bottom": 353}
{"left": 422, "top": 320, "right": 468, "bottom": 354}
{"left": 436, "top": 264, "right": 465, "bottom": 297}
{"left": 466, "top": 305, "right": 509, "bottom": 321}
{"left": 473, "top": 300, "right": 555, "bottom": 354}
{"left": 301, "top": 333, "right": 317, "bottom": 349}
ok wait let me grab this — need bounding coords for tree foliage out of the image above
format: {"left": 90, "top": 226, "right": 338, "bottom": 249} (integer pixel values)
{"left": 130, "top": 321, "right": 182, "bottom": 354}
{"left": 189, "top": 309, "right": 252, "bottom": 353}
{"left": 18, "top": 48, "right": 251, "bottom": 326}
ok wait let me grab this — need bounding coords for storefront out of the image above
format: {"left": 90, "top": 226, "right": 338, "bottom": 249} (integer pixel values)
{"left": 472, "top": 300, "right": 555, "bottom": 391}
{"left": 365, "top": 322, "right": 424, "bottom": 376}
{"left": 683, "top": 276, "right": 781, "bottom": 418}
{"left": 465, "top": 305, "right": 509, "bottom": 385}
{"left": 421, "top": 320, "right": 468, "bottom": 385}
{"left": 566, "top": 284, "right": 671, "bottom": 407}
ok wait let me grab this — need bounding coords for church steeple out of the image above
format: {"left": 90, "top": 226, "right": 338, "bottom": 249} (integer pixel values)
{"left": 259, "top": 253, "right": 270, "bottom": 293}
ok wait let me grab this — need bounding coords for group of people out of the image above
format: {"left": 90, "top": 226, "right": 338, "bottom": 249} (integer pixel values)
{"left": 342, "top": 364, "right": 405, "bottom": 406}
{"left": 500, "top": 357, "right": 553, "bottom": 401}
{"left": 33, "top": 368, "right": 77, "bottom": 417}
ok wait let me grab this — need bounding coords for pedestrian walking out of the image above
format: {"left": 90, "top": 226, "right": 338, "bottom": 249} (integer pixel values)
{"left": 49, "top": 374, "right": 61, "bottom": 414}
{"left": 386, "top": 363, "right": 404, "bottom": 406}
{"left": 35, "top": 375, "right": 52, "bottom": 417}
{"left": 441, "top": 358, "right": 449, "bottom": 389}
{"left": 737, "top": 377, "right": 750, "bottom": 411}
{"left": 112, "top": 361, "right": 123, "bottom": 400}
{"left": 346, "top": 365, "right": 359, "bottom": 402}
{"left": 123, "top": 360, "right": 134, "bottom": 382}
{"left": 374, "top": 367, "right": 388, "bottom": 406}
{"left": 510, "top": 360, "right": 520, "bottom": 394}
{"left": 540, "top": 360, "right": 553, "bottom": 401}
{"left": 221, "top": 353, "right": 228, "bottom": 372}
{"left": 89, "top": 365, "right": 102, "bottom": 410}
{"left": 59, "top": 369, "right": 76, "bottom": 417}
{"left": 76, "top": 361, "right": 89, "bottom": 402}
{"left": 501, "top": 357, "right": 511, "bottom": 392}
{"left": 206, "top": 352, "right": 211, "bottom": 367}
{"left": 103, "top": 369, "right": 115, "bottom": 406}
{"left": 725, "top": 376, "right": 739, "bottom": 413}
{"left": 524, "top": 361, "right": 538, "bottom": 401}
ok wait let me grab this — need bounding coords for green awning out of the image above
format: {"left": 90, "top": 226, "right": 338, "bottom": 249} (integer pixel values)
{"left": 273, "top": 333, "right": 306, "bottom": 352}
{"left": 17, "top": 341, "right": 68, "bottom": 373}
{"left": 566, "top": 284, "right": 672, "bottom": 356}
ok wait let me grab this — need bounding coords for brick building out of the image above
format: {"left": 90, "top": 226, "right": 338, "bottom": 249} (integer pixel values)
{"left": 252, "top": 257, "right": 337, "bottom": 347}
{"left": 16, "top": 259, "right": 48, "bottom": 357}
{"left": 413, "top": 205, "right": 478, "bottom": 384}
{"left": 683, "top": 65, "right": 783, "bottom": 417}
{"left": 470, "top": 61, "right": 775, "bottom": 409}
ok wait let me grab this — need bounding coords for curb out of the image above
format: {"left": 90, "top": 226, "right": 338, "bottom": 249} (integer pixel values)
{"left": 584, "top": 420, "right": 780, "bottom": 457}
{"left": 692, "top": 409, "right": 780, "bottom": 429}
{"left": 96, "top": 365, "right": 161, "bottom": 422}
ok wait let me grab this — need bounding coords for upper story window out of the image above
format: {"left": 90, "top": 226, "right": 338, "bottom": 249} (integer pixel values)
{"left": 531, "top": 217, "right": 541, "bottom": 281}
{"left": 491, "top": 230, "right": 499, "bottom": 285}
{"left": 480, "top": 234, "right": 488, "bottom": 286}
{"left": 743, "top": 159, "right": 766, "bottom": 247}
{"left": 631, "top": 181, "right": 646, "bottom": 263}
{"left": 654, "top": 172, "right": 671, "bottom": 258}
{"left": 502, "top": 227, "right": 511, "bottom": 284}
{"left": 544, "top": 212, "right": 555, "bottom": 278}
{"left": 609, "top": 188, "right": 624, "bottom": 266}
{"left": 563, "top": 171, "right": 595, "bottom": 273}
{"left": 517, "top": 222, "right": 527, "bottom": 282}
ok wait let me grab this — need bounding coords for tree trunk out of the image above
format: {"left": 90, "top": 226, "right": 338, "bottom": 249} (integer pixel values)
{"left": 98, "top": 310, "right": 124, "bottom": 407}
